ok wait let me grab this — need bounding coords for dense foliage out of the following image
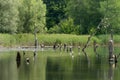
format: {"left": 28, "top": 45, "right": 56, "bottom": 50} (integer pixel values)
{"left": 0, "top": 0, "right": 19, "bottom": 33}
{"left": 0, "top": 0, "right": 46, "bottom": 33}
{"left": 18, "top": 0, "right": 46, "bottom": 33}
{"left": 45, "top": 0, "right": 120, "bottom": 34}
{"left": 0, "top": 33, "right": 100, "bottom": 46}
{"left": 43, "top": 0, "right": 68, "bottom": 29}
{"left": 0, "top": 0, "right": 120, "bottom": 34}
{"left": 98, "top": 0, "right": 120, "bottom": 34}
{"left": 67, "top": 0, "right": 102, "bottom": 34}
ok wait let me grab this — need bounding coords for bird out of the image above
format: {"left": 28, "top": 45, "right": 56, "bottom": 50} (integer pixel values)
{"left": 26, "top": 57, "right": 30, "bottom": 64}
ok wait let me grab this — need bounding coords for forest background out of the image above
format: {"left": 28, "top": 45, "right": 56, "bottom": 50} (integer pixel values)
{"left": 0, "top": 0, "right": 120, "bottom": 46}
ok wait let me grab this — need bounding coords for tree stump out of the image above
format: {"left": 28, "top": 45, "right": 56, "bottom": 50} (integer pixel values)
{"left": 108, "top": 40, "right": 114, "bottom": 62}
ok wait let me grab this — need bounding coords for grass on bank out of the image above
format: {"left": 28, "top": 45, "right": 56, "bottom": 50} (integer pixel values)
{"left": 1, "top": 33, "right": 119, "bottom": 47}
{"left": 0, "top": 33, "right": 100, "bottom": 47}
{"left": 97, "top": 34, "right": 120, "bottom": 45}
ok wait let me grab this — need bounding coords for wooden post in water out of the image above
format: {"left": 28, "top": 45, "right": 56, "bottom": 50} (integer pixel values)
{"left": 93, "top": 40, "right": 99, "bottom": 57}
{"left": 34, "top": 33, "right": 38, "bottom": 49}
{"left": 108, "top": 29, "right": 115, "bottom": 62}
{"left": 63, "top": 43, "right": 67, "bottom": 51}
{"left": 34, "top": 26, "right": 38, "bottom": 57}
{"left": 53, "top": 43, "right": 57, "bottom": 50}
{"left": 108, "top": 40, "right": 114, "bottom": 61}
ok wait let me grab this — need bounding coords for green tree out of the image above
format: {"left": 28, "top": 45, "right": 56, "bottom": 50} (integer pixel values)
{"left": 0, "top": 0, "right": 19, "bottom": 33}
{"left": 99, "top": 0, "right": 120, "bottom": 34}
{"left": 43, "top": 0, "right": 68, "bottom": 29}
{"left": 48, "top": 17, "right": 81, "bottom": 34}
{"left": 18, "top": 0, "right": 46, "bottom": 33}
{"left": 67, "top": 0, "right": 102, "bottom": 34}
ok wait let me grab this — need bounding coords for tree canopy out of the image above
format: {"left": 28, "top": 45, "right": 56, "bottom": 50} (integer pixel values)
{"left": 18, "top": 0, "right": 46, "bottom": 33}
{"left": 0, "top": 0, "right": 19, "bottom": 33}
{"left": 67, "top": 0, "right": 102, "bottom": 34}
{"left": 43, "top": 0, "right": 68, "bottom": 29}
{"left": 0, "top": 0, "right": 120, "bottom": 35}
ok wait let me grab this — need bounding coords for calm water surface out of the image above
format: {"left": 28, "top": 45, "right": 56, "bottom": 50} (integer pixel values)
{"left": 0, "top": 47, "right": 120, "bottom": 80}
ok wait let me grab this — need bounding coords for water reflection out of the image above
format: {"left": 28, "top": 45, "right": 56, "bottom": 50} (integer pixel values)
{"left": 16, "top": 51, "right": 21, "bottom": 68}
{"left": 1, "top": 50, "right": 120, "bottom": 80}
{"left": 46, "top": 56, "right": 118, "bottom": 80}
{"left": 46, "top": 57, "right": 73, "bottom": 80}
{"left": 16, "top": 60, "right": 21, "bottom": 68}
{"left": 46, "top": 57, "right": 91, "bottom": 80}
{"left": 17, "top": 51, "right": 46, "bottom": 80}
{"left": 82, "top": 50, "right": 90, "bottom": 66}
{"left": 108, "top": 63, "right": 116, "bottom": 80}
{"left": 0, "top": 52, "right": 18, "bottom": 80}
{"left": 33, "top": 50, "right": 37, "bottom": 61}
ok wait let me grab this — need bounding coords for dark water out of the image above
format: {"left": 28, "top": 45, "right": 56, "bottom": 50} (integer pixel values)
{"left": 0, "top": 48, "right": 120, "bottom": 80}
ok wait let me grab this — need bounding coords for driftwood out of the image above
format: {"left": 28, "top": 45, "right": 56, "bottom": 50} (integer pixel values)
{"left": 82, "top": 34, "right": 95, "bottom": 57}
{"left": 82, "top": 15, "right": 112, "bottom": 57}
{"left": 82, "top": 35, "right": 92, "bottom": 52}
{"left": 82, "top": 18, "right": 103, "bottom": 57}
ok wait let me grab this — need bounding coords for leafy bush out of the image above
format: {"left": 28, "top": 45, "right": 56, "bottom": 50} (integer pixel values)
{"left": 48, "top": 17, "right": 81, "bottom": 34}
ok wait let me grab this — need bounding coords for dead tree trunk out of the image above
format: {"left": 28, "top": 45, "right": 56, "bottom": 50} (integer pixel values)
{"left": 34, "top": 32, "right": 38, "bottom": 49}
{"left": 82, "top": 35, "right": 93, "bottom": 57}
{"left": 93, "top": 40, "right": 99, "bottom": 57}
{"left": 108, "top": 40, "right": 114, "bottom": 61}
{"left": 82, "top": 18, "right": 102, "bottom": 57}
{"left": 108, "top": 28, "right": 115, "bottom": 62}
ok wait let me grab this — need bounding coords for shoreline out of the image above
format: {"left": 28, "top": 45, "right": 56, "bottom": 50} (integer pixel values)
{"left": 0, "top": 33, "right": 120, "bottom": 48}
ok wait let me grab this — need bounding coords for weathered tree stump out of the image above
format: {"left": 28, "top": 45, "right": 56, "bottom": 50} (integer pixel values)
{"left": 34, "top": 37, "right": 38, "bottom": 49}
{"left": 53, "top": 43, "right": 57, "bottom": 50}
{"left": 63, "top": 43, "right": 67, "bottom": 51}
{"left": 93, "top": 40, "right": 99, "bottom": 57}
{"left": 108, "top": 40, "right": 114, "bottom": 62}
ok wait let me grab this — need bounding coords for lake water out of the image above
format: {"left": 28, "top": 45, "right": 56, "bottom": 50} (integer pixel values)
{"left": 0, "top": 47, "right": 120, "bottom": 80}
